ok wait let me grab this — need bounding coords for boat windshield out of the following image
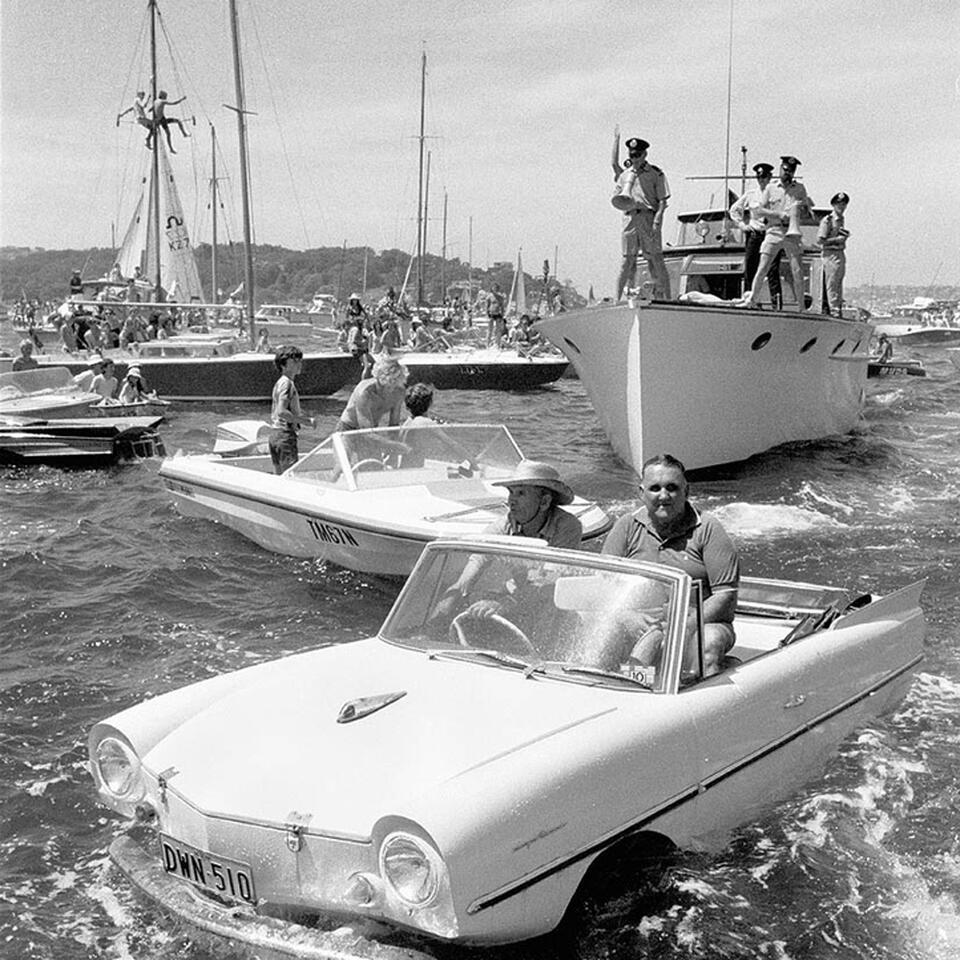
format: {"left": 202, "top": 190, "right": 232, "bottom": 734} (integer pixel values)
{"left": 380, "top": 543, "right": 685, "bottom": 691}
{"left": 0, "top": 367, "right": 79, "bottom": 397}
{"left": 287, "top": 424, "right": 524, "bottom": 490}
{"left": 137, "top": 336, "right": 241, "bottom": 358}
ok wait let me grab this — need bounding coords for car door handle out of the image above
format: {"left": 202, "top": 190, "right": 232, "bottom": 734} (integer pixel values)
{"left": 783, "top": 693, "right": 807, "bottom": 709}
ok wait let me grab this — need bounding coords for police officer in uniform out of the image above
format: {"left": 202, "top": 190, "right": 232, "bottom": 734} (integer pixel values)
{"left": 729, "top": 162, "right": 783, "bottom": 307}
{"left": 613, "top": 137, "right": 672, "bottom": 301}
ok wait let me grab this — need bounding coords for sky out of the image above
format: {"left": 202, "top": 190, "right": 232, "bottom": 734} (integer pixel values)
{"left": 2, "top": 0, "right": 959, "bottom": 297}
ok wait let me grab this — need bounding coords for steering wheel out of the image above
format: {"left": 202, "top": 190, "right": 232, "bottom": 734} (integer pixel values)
{"left": 352, "top": 458, "right": 388, "bottom": 472}
{"left": 450, "top": 610, "right": 536, "bottom": 655}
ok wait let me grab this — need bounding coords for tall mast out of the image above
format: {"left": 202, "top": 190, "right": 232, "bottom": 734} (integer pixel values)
{"left": 149, "top": 0, "right": 162, "bottom": 302}
{"left": 415, "top": 49, "right": 426, "bottom": 307}
{"left": 722, "top": 0, "right": 734, "bottom": 226}
{"left": 422, "top": 150, "right": 431, "bottom": 302}
{"left": 441, "top": 190, "right": 448, "bottom": 299}
{"left": 467, "top": 215, "right": 473, "bottom": 308}
{"left": 227, "top": 0, "right": 256, "bottom": 346}
{"left": 336, "top": 240, "right": 346, "bottom": 304}
{"left": 210, "top": 124, "right": 219, "bottom": 302}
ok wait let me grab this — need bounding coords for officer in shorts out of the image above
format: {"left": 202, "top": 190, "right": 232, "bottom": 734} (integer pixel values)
{"left": 613, "top": 136, "right": 672, "bottom": 301}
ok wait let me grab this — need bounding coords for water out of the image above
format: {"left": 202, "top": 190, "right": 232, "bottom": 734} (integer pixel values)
{"left": 3, "top": 350, "right": 960, "bottom": 959}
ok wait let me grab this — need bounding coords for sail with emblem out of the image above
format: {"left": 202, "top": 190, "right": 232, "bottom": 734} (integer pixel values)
{"left": 116, "top": 137, "right": 204, "bottom": 301}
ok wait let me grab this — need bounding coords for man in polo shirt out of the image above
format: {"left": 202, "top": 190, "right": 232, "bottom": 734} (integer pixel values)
{"left": 613, "top": 136, "right": 672, "bottom": 301}
{"left": 738, "top": 155, "right": 813, "bottom": 311}
{"left": 729, "top": 161, "right": 783, "bottom": 308}
{"left": 602, "top": 453, "right": 739, "bottom": 677}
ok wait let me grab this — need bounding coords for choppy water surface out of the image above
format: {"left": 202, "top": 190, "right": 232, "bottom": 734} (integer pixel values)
{"left": 3, "top": 350, "right": 960, "bottom": 959}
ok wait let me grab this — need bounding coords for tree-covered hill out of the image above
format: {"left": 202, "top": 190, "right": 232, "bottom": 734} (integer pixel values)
{"left": 0, "top": 243, "right": 584, "bottom": 311}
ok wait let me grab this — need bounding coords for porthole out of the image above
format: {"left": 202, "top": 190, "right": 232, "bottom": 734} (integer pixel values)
{"left": 800, "top": 338, "right": 817, "bottom": 353}
{"left": 751, "top": 333, "right": 772, "bottom": 351}
{"left": 562, "top": 337, "right": 581, "bottom": 355}
{"left": 831, "top": 340, "right": 846, "bottom": 355}
{"left": 852, "top": 338, "right": 862, "bottom": 351}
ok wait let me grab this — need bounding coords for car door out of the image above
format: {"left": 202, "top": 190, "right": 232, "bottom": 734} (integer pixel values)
{"left": 684, "top": 640, "right": 827, "bottom": 849}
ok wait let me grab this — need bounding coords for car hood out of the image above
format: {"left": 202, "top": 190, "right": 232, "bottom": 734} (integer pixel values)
{"left": 143, "top": 638, "right": 617, "bottom": 836}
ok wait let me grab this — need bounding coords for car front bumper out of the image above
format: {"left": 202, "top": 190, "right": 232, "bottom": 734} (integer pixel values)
{"left": 110, "top": 833, "right": 433, "bottom": 960}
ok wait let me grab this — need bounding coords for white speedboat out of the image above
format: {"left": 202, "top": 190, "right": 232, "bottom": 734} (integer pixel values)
{"left": 0, "top": 367, "right": 101, "bottom": 419}
{"left": 539, "top": 204, "right": 871, "bottom": 473}
{"left": 871, "top": 320, "right": 960, "bottom": 346}
{"left": 159, "top": 423, "right": 611, "bottom": 576}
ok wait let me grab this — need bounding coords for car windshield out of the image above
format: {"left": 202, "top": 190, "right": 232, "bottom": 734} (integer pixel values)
{"left": 381, "top": 543, "right": 686, "bottom": 691}
{"left": 287, "top": 424, "right": 524, "bottom": 490}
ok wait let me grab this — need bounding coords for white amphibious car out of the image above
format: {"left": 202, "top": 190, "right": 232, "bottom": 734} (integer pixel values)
{"left": 89, "top": 539, "right": 924, "bottom": 957}
{"left": 159, "top": 423, "right": 611, "bottom": 576}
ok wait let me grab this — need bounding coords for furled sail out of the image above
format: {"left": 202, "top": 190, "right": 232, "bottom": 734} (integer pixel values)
{"left": 515, "top": 248, "right": 527, "bottom": 315}
{"left": 116, "top": 139, "right": 204, "bottom": 301}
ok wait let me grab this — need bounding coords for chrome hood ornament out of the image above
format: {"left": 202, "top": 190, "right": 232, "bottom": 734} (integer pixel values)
{"left": 336, "top": 691, "right": 407, "bottom": 724}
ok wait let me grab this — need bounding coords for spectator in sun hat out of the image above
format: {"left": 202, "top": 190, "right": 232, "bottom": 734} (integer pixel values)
{"left": 118, "top": 365, "right": 150, "bottom": 404}
{"left": 433, "top": 459, "right": 584, "bottom": 625}
{"left": 488, "top": 460, "right": 583, "bottom": 547}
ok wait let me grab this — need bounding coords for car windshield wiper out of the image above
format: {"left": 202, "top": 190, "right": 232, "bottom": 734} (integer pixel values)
{"left": 426, "top": 648, "right": 531, "bottom": 670}
{"left": 524, "top": 661, "right": 654, "bottom": 690}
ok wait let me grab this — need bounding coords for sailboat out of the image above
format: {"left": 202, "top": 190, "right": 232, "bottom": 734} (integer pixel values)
{"left": 114, "top": 138, "right": 204, "bottom": 303}
{"left": 42, "top": 0, "right": 356, "bottom": 402}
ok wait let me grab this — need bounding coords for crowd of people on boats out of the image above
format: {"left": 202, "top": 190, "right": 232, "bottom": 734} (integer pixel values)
{"left": 612, "top": 131, "right": 856, "bottom": 316}
{"left": 329, "top": 285, "right": 555, "bottom": 378}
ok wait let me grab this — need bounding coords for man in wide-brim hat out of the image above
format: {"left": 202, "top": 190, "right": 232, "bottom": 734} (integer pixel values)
{"left": 490, "top": 459, "right": 581, "bottom": 546}
{"left": 435, "top": 460, "right": 583, "bottom": 623}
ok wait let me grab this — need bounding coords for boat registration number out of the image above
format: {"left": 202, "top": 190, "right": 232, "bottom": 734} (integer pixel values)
{"left": 159, "top": 834, "right": 257, "bottom": 903}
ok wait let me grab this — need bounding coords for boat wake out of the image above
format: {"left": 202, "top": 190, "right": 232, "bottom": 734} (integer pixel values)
{"left": 715, "top": 501, "right": 846, "bottom": 538}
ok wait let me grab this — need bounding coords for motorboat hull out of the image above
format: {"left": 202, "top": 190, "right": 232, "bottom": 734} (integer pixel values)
{"left": 0, "top": 415, "right": 165, "bottom": 467}
{"left": 539, "top": 300, "right": 871, "bottom": 472}
{"left": 867, "top": 359, "right": 926, "bottom": 379}
{"left": 159, "top": 422, "right": 611, "bottom": 576}
{"left": 37, "top": 352, "right": 356, "bottom": 401}
{"left": 872, "top": 322, "right": 960, "bottom": 346}
{"left": 398, "top": 351, "right": 569, "bottom": 389}
{"left": 160, "top": 458, "right": 610, "bottom": 576}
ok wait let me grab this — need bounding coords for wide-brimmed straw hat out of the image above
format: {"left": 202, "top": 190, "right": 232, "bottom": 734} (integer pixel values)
{"left": 492, "top": 460, "right": 574, "bottom": 505}
{"left": 126, "top": 366, "right": 143, "bottom": 379}
{"left": 87, "top": 354, "right": 105, "bottom": 367}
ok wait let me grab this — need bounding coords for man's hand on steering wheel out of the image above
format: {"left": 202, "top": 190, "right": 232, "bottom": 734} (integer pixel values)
{"left": 462, "top": 598, "right": 506, "bottom": 619}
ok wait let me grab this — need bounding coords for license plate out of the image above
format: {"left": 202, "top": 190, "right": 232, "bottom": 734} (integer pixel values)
{"left": 159, "top": 834, "right": 257, "bottom": 903}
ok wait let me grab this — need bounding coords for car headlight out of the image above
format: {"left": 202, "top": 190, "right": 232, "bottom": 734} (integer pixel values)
{"left": 94, "top": 736, "right": 144, "bottom": 802}
{"left": 380, "top": 832, "right": 440, "bottom": 906}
